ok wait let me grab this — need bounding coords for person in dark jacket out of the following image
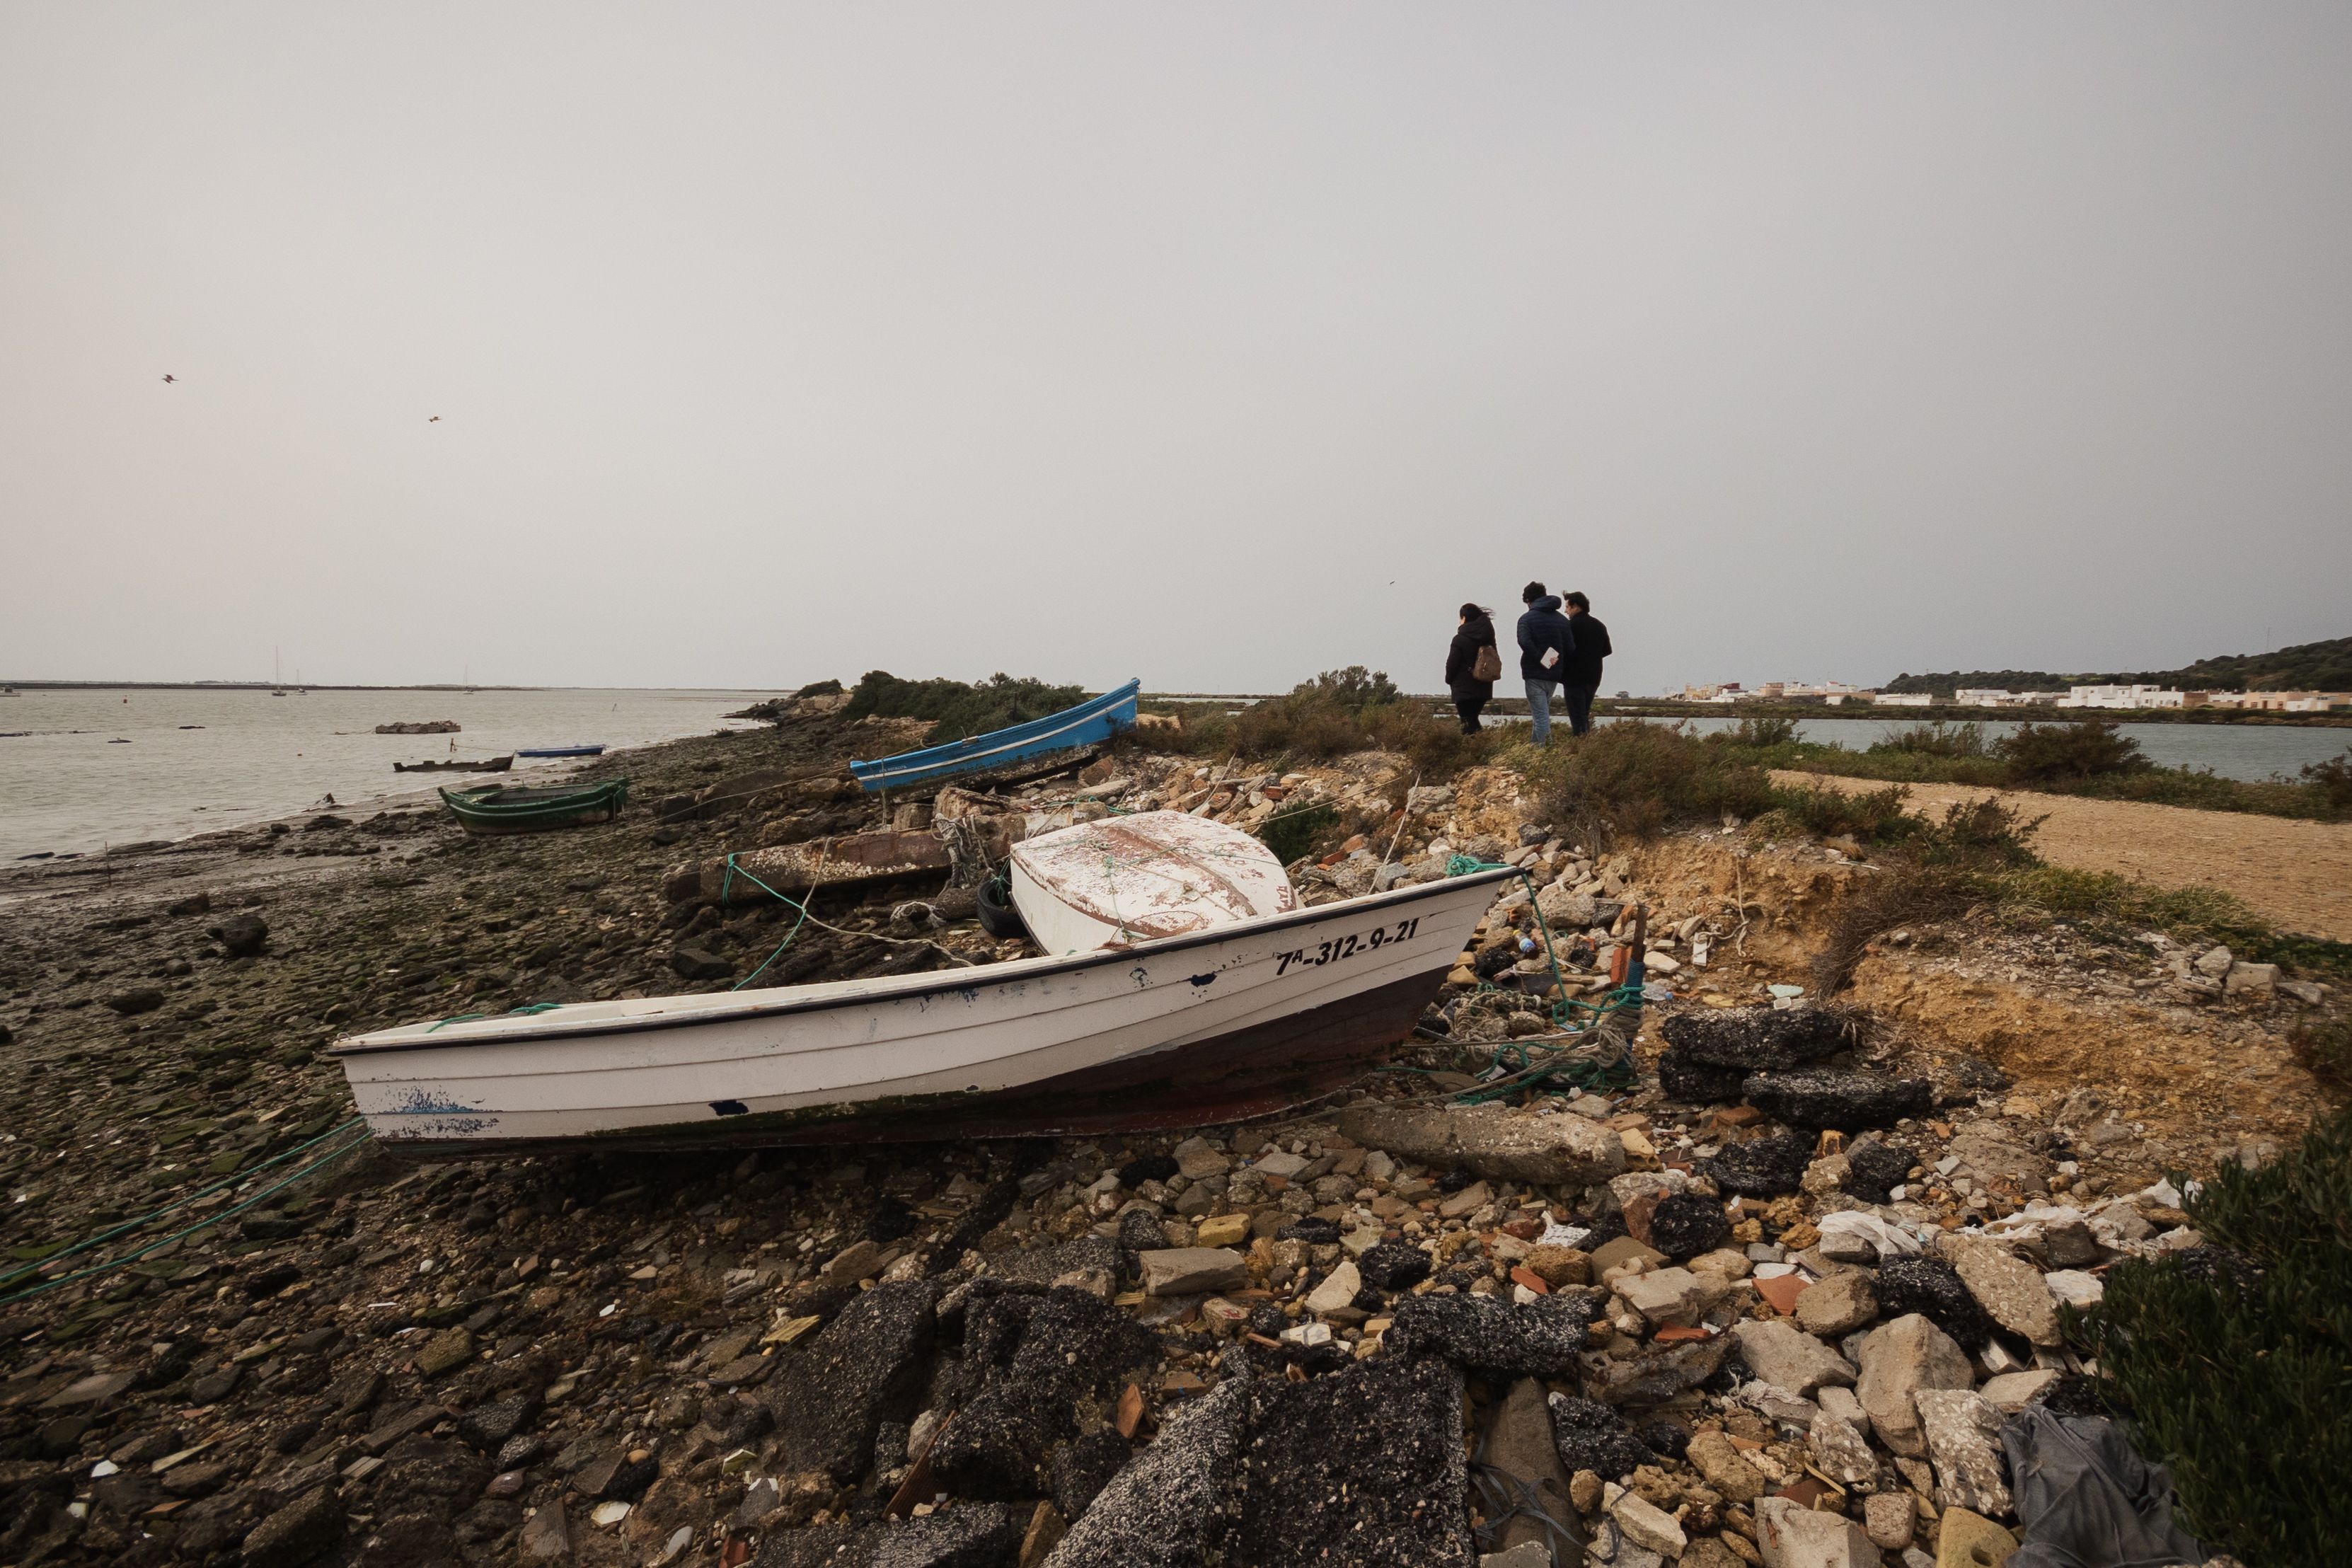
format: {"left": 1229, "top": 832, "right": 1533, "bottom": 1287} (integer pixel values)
{"left": 1560, "top": 591, "right": 1613, "bottom": 737}
{"left": 1515, "top": 582, "right": 1574, "bottom": 744}
{"left": 1443, "top": 604, "right": 1498, "bottom": 733}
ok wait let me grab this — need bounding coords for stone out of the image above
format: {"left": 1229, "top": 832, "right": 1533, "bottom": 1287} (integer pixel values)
{"left": 105, "top": 988, "right": 167, "bottom": 1015}
{"left": 1523, "top": 1244, "right": 1590, "bottom": 1288}
{"left": 765, "top": 1280, "right": 936, "bottom": 1483}
{"left": 1795, "top": 1271, "right": 1878, "bottom": 1337}
{"left": 1138, "top": 1247, "right": 1247, "bottom": 1296}
{"left": 1484, "top": 1378, "right": 1579, "bottom": 1557}
{"left": 1229, "top": 1356, "right": 1473, "bottom": 1567}
{"left": 1661, "top": 1005, "right": 1860, "bottom": 1070}
{"left": 1930, "top": 1508, "right": 2017, "bottom": 1568}
{"left": 1356, "top": 1240, "right": 1433, "bottom": 1291}
{"left": 209, "top": 913, "right": 269, "bottom": 956}
{"left": 1191, "top": 1213, "right": 1251, "bottom": 1249}
{"left": 1854, "top": 1315, "right": 1971, "bottom": 1458}
{"left": 1647, "top": 1192, "right": 1732, "bottom": 1259}
{"left": 1611, "top": 1492, "right": 1688, "bottom": 1557}
{"left": 1439, "top": 1180, "right": 1495, "bottom": 1219}
{"left": 1482, "top": 1545, "right": 1552, "bottom": 1568}
{"left": 1581, "top": 1334, "right": 1732, "bottom": 1407}
{"left": 1743, "top": 1068, "right": 1932, "bottom": 1130}
{"left": 519, "top": 1504, "right": 574, "bottom": 1561}
{"left": 1862, "top": 1492, "right": 1914, "bottom": 1551}
{"left": 1977, "top": 1370, "right": 2058, "bottom": 1413}
{"left": 669, "top": 947, "right": 734, "bottom": 981}
{"left": 2042, "top": 1270, "right": 2103, "bottom": 1310}
{"left": 1733, "top": 1318, "right": 1857, "bottom": 1396}
{"left": 456, "top": 1390, "right": 541, "bottom": 1451}
{"left": 931, "top": 1289, "right": 1156, "bottom": 1499}
{"left": 1754, "top": 1496, "right": 1883, "bottom": 1567}
{"left": 415, "top": 1327, "right": 477, "bottom": 1376}
{"left": 1388, "top": 1292, "right": 1589, "bottom": 1378}
{"left": 1685, "top": 1429, "right": 1765, "bottom": 1504}
{"left": 1589, "top": 1235, "right": 1670, "bottom": 1274}
{"left": 1704, "top": 1133, "right": 1814, "bottom": 1198}
{"left": 1303, "top": 1260, "right": 1362, "bottom": 1315}
{"left": 1809, "top": 1410, "right": 1878, "bottom": 1488}
{"left": 1334, "top": 1102, "right": 1627, "bottom": 1187}
{"left": 1874, "top": 1259, "right": 1996, "bottom": 1351}
{"left": 1548, "top": 1395, "right": 1650, "bottom": 1480}
{"left": 2192, "top": 944, "right": 2234, "bottom": 978}
{"left": 1943, "top": 1238, "right": 2060, "bottom": 1347}
{"left": 1044, "top": 1372, "right": 1241, "bottom": 1567}
{"left": 1816, "top": 1212, "right": 1923, "bottom": 1264}
{"left": 241, "top": 1485, "right": 346, "bottom": 1568}
{"left": 1618, "top": 1267, "right": 1718, "bottom": 1328}
{"left": 1173, "top": 1139, "right": 1230, "bottom": 1180}
{"left": 1910, "top": 1390, "right": 2010, "bottom": 1516}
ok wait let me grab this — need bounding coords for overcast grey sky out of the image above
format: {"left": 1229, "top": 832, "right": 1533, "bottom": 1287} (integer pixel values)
{"left": 4, "top": 5, "right": 2348, "bottom": 696}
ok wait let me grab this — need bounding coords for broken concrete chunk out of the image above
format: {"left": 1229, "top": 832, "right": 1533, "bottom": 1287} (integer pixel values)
{"left": 1853, "top": 1314, "right": 1970, "bottom": 1460}
{"left": 1753, "top": 1495, "right": 1883, "bottom": 1567}
{"left": 1610, "top": 1490, "right": 1687, "bottom": 1557}
{"left": 1615, "top": 1267, "right": 1717, "bottom": 1328}
{"left": 1743, "top": 1068, "right": 1932, "bottom": 1130}
{"left": 1732, "top": 1318, "right": 1857, "bottom": 1396}
{"left": 1138, "top": 1247, "right": 1247, "bottom": 1298}
{"left": 1684, "top": 1429, "right": 1765, "bottom": 1504}
{"left": 1911, "top": 1388, "right": 2012, "bottom": 1517}
{"left": 1808, "top": 1409, "right": 1878, "bottom": 1489}
{"left": 1333, "top": 1102, "right": 1626, "bottom": 1187}
{"left": 1042, "top": 1376, "right": 1245, "bottom": 1568}
{"left": 764, "top": 1280, "right": 937, "bottom": 1483}
{"left": 1942, "top": 1237, "right": 2060, "bottom": 1347}
{"left": 1388, "top": 1292, "right": 1589, "bottom": 1378}
{"left": 1795, "top": 1271, "right": 1878, "bottom": 1337}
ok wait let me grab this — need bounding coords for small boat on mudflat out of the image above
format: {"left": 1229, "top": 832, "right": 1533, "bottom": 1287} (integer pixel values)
{"left": 438, "top": 778, "right": 628, "bottom": 835}
{"left": 394, "top": 755, "right": 514, "bottom": 774}
{"left": 517, "top": 744, "right": 605, "bottom": 758}
{"left": 848, "top": 681, "right": 1139, "bottom": 795}
{"left": 332, "top": 813, "right": 1511, "bottom": 1156}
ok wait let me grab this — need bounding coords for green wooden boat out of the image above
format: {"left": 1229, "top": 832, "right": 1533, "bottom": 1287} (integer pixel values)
{"left": 439, "top": 778, "right": 629, "bottom": 835}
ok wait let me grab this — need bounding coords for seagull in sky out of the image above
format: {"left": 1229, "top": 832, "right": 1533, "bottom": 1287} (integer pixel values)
{"left": 428, "top": 415, "right": 441, "bottom": 422}
{"left": 161, "top": 374, "right": 176, "bottom": 384}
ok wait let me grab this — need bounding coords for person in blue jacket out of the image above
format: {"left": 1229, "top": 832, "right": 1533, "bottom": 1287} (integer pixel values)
{"left": 1515, "top": 582, "right": 1574, "bottom": 744}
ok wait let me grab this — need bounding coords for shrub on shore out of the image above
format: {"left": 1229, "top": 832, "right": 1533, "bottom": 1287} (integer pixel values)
{"left": 1809, "top": 796, "right": 2046, "bottom": 991}
{"left": 1526, "top": 721, "right": 1773, "bottom": 841}
{"left": 841, "top": 671, "right": 1088, "bottom": 742}
{"left": 1995, "top": 718, "right": 2150, "bottom": 783}
{"left": 1156, "top": 671, "right": 1498, "bottom": 780}
{"left": 1872, "top": 719, "right": 1992, "bottom": 759}
{"left": 2076, "top": 1107, "right": 2352, "bottom": 1565}
{"left": 2305, "top": 746, "right": 2352, "bottom": 813}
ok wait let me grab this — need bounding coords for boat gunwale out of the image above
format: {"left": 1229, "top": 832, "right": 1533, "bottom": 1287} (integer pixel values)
{"left": 330, "top": 864, "right": 1514, "bottom": 1059}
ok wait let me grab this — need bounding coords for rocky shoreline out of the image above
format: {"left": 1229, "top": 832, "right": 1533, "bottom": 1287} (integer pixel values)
{"left": 0, "top": 713, "right": 2314, "bottom": 1568}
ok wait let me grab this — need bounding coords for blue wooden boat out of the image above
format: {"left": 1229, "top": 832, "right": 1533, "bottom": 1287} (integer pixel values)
{"left": 517, "top": 745, "right": 606, "bottom": 758}
{"left": 849, "top": 680, "right": 1141, "bottom": 795}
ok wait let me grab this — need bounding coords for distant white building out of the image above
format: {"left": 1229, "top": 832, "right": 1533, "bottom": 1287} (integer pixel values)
{"left": 1874, "top": 692, "right": 1933, "bottom": 708}
{"left": 2060, "top": 685, "right": 2185, "bottom": 710}
{"left": 1954, "top": 688, "right": 2069, "bottom": 707}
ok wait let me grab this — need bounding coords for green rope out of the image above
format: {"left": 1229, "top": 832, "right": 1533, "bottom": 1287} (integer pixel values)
{"left": 720, "top": 853, "right": 816, "bottom": 991}
{"left": 0, "top": 1117, "right": 372, "bottom": 1306}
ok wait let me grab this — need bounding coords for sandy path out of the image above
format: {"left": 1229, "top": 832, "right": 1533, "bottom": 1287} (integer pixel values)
{"left": 1772, "top": 771, "right": 2352, "bottom": 941}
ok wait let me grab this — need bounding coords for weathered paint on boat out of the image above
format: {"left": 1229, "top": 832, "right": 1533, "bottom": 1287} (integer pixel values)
{"left": 1009, "top": 811, "right": 1295, "bottom": 955}
{"left": 848, "top": 681, "right": 1140, "bottom": 795}
{"left": 330, "top": 866, "right": 1511, "bottom": 1155}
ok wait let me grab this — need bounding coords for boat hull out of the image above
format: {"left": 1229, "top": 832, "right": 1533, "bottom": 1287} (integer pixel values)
{"left": 332, "top": 867, "right": 1513, "bottom": 1156}
{"left": 848, "top": 681, "right": 1140, "bottom": 796}
{"left": 439, "top": 780, "right": 629, "bottom": 835}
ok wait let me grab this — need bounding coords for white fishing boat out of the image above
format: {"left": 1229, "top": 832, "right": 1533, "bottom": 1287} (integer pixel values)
{"left": 330, "top": 813, "right": 1513, "bottom": 1155}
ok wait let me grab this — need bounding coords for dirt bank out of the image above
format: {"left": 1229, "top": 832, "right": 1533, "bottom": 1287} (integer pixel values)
{"left": 1774, "top": 769, "right": 2352, "bottom": 941}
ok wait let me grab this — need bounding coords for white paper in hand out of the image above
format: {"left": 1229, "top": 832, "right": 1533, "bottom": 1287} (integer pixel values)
{"left": 1540, "top": 647, "right": 1560, "bottom": 669}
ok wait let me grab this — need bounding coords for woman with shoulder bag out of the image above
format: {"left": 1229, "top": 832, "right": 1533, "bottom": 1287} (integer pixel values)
{"left": 1445, "top": 603, "right": 1501, "bottom": 734}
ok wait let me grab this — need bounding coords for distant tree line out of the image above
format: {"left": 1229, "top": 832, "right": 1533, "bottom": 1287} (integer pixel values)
{"left": 1881, "top": 635, "right": 2351, "bottom": 696}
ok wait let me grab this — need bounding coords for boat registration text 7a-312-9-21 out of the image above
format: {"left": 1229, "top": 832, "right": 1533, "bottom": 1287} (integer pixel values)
{"left": 1272, "top": 915, "right": 1424, "bottom": 977}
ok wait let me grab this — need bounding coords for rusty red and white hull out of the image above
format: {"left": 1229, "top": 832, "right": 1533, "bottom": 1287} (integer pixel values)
{"left": 328, "top": 867, "right": 1514, "bottom": 1156}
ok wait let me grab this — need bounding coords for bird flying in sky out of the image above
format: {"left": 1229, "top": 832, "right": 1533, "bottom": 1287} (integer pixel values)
{"left": 161, "top": 374, "right": 175, "bottom": 384}
{"left": 428, "top": 415, "right": 441, "bottom": 422}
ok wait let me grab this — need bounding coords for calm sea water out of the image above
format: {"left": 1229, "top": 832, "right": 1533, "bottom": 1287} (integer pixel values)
{"left": 1456, "top": 711, "right": 2348, "bottom": 783}
{"left": 0, "top": 687, "right": 780, "bottom": 861}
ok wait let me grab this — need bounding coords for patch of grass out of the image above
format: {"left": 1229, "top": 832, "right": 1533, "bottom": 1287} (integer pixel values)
{"left": 1256, "top": 803, "right": 1341, "bottom": 866}
{"left": 1992, "top": 865, "right": 2352, "bottom": 984}
{"left": 2077, "top": 1107, "right": 2352, "bottom": 1567}
{"left": 1525, "top": 721, "right": 1774, "bottom": 842}
{"left": 1761, "top": 782, "right": 1919, "bottom": 846}
{"left": 2292, "top": 1015, "right": 2352, "bottom": 1093}
{"left": 840, "top": 671, "right": 1088, "bottom": 742}
{"left": 1810, "top": 797, "right": 2046, "bottom": 991}
{"left": 1726, "top": 715, "right": 1800, "bottom": 748}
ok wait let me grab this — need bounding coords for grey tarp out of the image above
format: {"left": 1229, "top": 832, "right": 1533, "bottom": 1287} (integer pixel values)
{"left": 2002, "top": 1406, "right": 2210, "bottom": 1568}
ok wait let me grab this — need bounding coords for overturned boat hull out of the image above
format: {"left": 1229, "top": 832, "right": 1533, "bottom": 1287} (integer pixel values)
{"left": 330, "top": 867, "right": 1511, "bottom": 1155}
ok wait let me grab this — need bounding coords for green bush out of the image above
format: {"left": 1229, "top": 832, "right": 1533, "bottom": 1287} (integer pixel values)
{"left": 2077, "top": 1108, "right": 2352, "bottom": 1566}
{"left": 1996, "top": 719, "right": 2149, "bottom": 783}
{"left": 1291, "top": 665, "right": 1402, "bottom": 713}
{"left": 1175, "top": 670, "right": 1497, "bottom": 780}
{"left": 794, "top": 678, "right": 845, "bottom": 697}
{"left": 1726, "top": 715, "right": 1800, "bottom": 748}
{"left": 841, "top": 671, "right": 1089, "bottom": 742}
{"left": 1872, "top": 720, "right": 1992, "bottom": 759}
{"left": 2305, "top": 747, "right": 2352, "bottom": 813}
{"left": 1527, "top": 721, "right": 1774, "bottom": 841}
{"left": 1765, "top": 782, "right": 1918, "bottom": 845}
{"left": 1256, "top": 803, "right": 1341, "bottom": 866}
{"left": 2292, "top": 1015, "right": 2352, "bottom": 1093}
